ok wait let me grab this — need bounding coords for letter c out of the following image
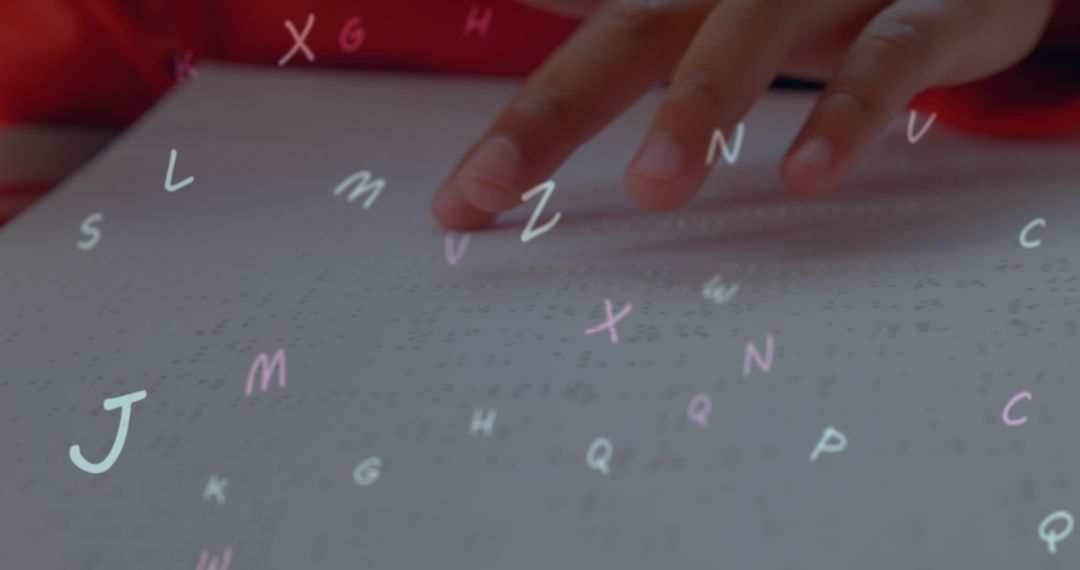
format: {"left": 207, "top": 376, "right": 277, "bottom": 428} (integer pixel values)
{"left": 1002, "top": 391, "right": 1032, "bottom": 426}
{"left": 1019, "top": 218, "right": 1046, "bottom": 249}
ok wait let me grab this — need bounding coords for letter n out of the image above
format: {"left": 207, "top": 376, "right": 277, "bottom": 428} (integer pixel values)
{"left": 743, "top": 333, "right": 774, "bottom": 377}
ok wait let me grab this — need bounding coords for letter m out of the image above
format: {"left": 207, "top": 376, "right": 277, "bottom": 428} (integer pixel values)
{"left": 333, "top": 170, "right": 385, "bottom": 209}
{"left": 244, "top": 348, "right": 286, "bottom": 396}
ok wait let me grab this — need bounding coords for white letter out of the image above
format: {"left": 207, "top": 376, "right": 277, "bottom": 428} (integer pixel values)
{"left": 906, "top": 110, "right": 936, "bottom": 144}
{"left": 706, "top": 122, "right": 745, "bottom": 166}
{"left": 69, "top": 390, "right": 148, "bottom": 474}
{"left": 470, "top": 407, "right": 497, "bottom": 437}
{"left": 1039, "top": 510, "right": 1074, "bottom": 554}
{"left": 520, "top": 180, "right": 561, "bottom": 242}
{"left": 586, "top": 437, "right": 613, "bottom": 475}
{"left": 1020, "top": 218, "right": 1047, "bottom": 249}
{"left": 809, "top": 426, "right": 847, "bottom": 462}
{"left": 203, "top": 476, "right": 228, "bottom": 505}
{"left": 164, "top": 148, "right": 194, "bottom": 192}
{"left": 76, "top": 212, "right": 104, "bottom": 251}
{"left": 353, "top": 456, "right": 382, "bottom": 486}
{"left": 701, "top": 274, "right": 739, "bottom": 305}
{"left": 333, "top": 170, "right": 385, "bottom": 209}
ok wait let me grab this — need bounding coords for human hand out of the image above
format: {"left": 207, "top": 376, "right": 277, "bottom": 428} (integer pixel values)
{"left": 431, "top": 0, "right": 1059, "bottom": 230}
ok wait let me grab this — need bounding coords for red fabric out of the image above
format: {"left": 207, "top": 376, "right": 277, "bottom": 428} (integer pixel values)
{"left": 0, "top": 0, "right": 1078, "bottom": 131}
{"left": 911, "top": 54, "right": 1080, "bottom": 139}
{"left": 0, "top": 0, "right": 578, "bottom": 126}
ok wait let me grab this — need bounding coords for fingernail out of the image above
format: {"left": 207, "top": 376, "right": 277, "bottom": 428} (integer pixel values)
{"left": 432, "top": 178, "right": 497, "bottom": 230}
{"left": 460, "top": 136, "right": 522, "bottom": 191}
{"left": 788, "top": 137, "right": 833, "bottom": 174}
{"left": 630, "top": 134, "right": 685, "bottom": 180}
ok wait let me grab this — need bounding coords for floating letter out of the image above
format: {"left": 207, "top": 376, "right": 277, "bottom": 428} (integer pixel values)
{"left": 69, "top": 390, "right": 148, "bottom": 475}
{"left": 339, "top": 16, "right": 366, "bottom": 53}
{"left": 77, "top": 212, "right": 104, "bottom": 251}
{"left": 584, "top": 298, "right": 632, "bottom": 344}
{"left": 743, "top": 333, "right": 774, "bottom": 377}
{"left": 809, "top": 426, "right": 847, "bottom": 462}
{"left": 278, "top": 14, "right": 315, "bottom": 66}
{"left": 520, "top": 180, "right": 560, "bottom": 242}
{"left": 906, "top": 110, "right": 936, "bottom": 144}
{"left": 701, "top": 274, "right": 739, "bottom": 305}
{"left": 445, "top": 233, "right": 470, "bottom": 267}
{"left": 1002, "top": 390, "right": 1032, "bottom": 427}
{"left": 706, "top": 122, "right": 745, "bottom": 166}
{"left": 333, "top": 170, "right": 385, "bottom": 209}
{"left": 687, "top": 393, "right": 712, "bottom": 427}
{"left": 586, "top": 437, "right": 613, "bottom": 475}
{"left": 196, "top": 547, "right": 233, "bottom": 570}
{"left": 1039, "top": 510, "right": 1074, "bottom": 554}
{"left": 463, "top": 5, "right": 494, "bottom": 37}
{"left": 353, "top": 456, "right": 382, "bottom": 486}
{"left": 173, "top": 50, "right": 198, "bottom": 82}
{"left": 203, "top": 476, "right": 228, "bottom": 505}
{"left": 470, "top": 407, "right": 497, "bottom": 437}
{"left": 244, "top": 348, "right": 286, "bottom": 396}
{"left": 1020, "top": 218, "right": 1047, "bottom": 249}
{"left": 165, "top": 148, "right": 194, "bottom": 192}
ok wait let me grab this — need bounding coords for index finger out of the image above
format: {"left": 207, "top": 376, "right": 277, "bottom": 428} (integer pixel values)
{"left": 432, "top": 0, "right": 710, "bottom": 230}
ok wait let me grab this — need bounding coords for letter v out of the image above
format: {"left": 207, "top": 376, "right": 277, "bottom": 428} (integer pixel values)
{"left": 906, "top": 110, "right": 936, "bottom": 144}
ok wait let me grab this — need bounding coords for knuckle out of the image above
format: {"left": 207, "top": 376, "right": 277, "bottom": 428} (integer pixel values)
{"left": 606, "top": 0, "right": 673, "bottom": 35}
{"left": 671, "top": 70, "right": 729, "bottom": 108}
{"left": 752, "top": 0, "right": 803, "bottom": 17}
{"left": 825, "top": 81, "right": 881, "bottom": 120}
{"left": 510, "top": 82, "right": 575, "bottom": 125}
{"left": 863, "top": 14, "right": 938, "bottom": 65}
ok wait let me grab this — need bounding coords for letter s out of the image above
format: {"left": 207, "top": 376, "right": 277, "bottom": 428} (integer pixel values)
{"left": 77, "top": 212, "right": 104, "bottom": 251}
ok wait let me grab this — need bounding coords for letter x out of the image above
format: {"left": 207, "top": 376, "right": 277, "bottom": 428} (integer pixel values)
{"left": 585, "top": 298, "right": 632, "bottom": 344}
{"left": 278, "top": 14, "right": 316, "bottom": 67}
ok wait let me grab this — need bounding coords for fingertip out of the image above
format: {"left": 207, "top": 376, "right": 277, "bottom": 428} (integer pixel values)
{"left": 624, "top": 172, "right": 696, "bottom": 212}
{"left": 432, "top": 179, "right": 498, "bottom": 231}
{"left": 781, "top": 137, "right": 837, "bottom": 197}
{"left": 625, "top": 133, "right": 697, "bottom": 212}
{"left": 458, "top": 136, "right": 524, "bottom": 213}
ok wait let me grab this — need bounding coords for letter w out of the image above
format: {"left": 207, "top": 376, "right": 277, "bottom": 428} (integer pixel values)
{"left": 245, "top": 348, "right": 286, "bottom": 396}
{"left": 196, "top": 548, "right": 233, "bottom": 570}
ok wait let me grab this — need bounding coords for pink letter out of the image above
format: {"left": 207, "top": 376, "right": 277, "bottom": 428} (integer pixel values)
{"left": 278, "top": 14, "right": 316, "bottom": 67}
{"left": 584, "top": 298, "right": 632, "bottom": 344}
{"left": 244, "top": 349, "right": 286, "bottom": 396}
{"left": 687, "top": 393, "right": 712, "bottom": 427}
{"left": 743, "top": 333, "right": 774, "bottom": 376}
{"left": 1002, "top": 390, "right": 1032, "bottom": 426}
{"left": 445, "top": 233, "right": 470, "bottom": 267}
{"left": 173, "top": 50, "right": 198, "bottom": 82}
{"left": 196, "top": 547, "right": 232, "bottom": 570}
{"left": 340, "top": 16, "right": 366, "bottom": 53}
{"left": 463, "top": 5, "right": 493, "bottom": 37}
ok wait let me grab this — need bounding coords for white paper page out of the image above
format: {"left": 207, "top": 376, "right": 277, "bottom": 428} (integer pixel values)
{"left": 1, "top": 63, "right": 1079, "bottom": 570}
